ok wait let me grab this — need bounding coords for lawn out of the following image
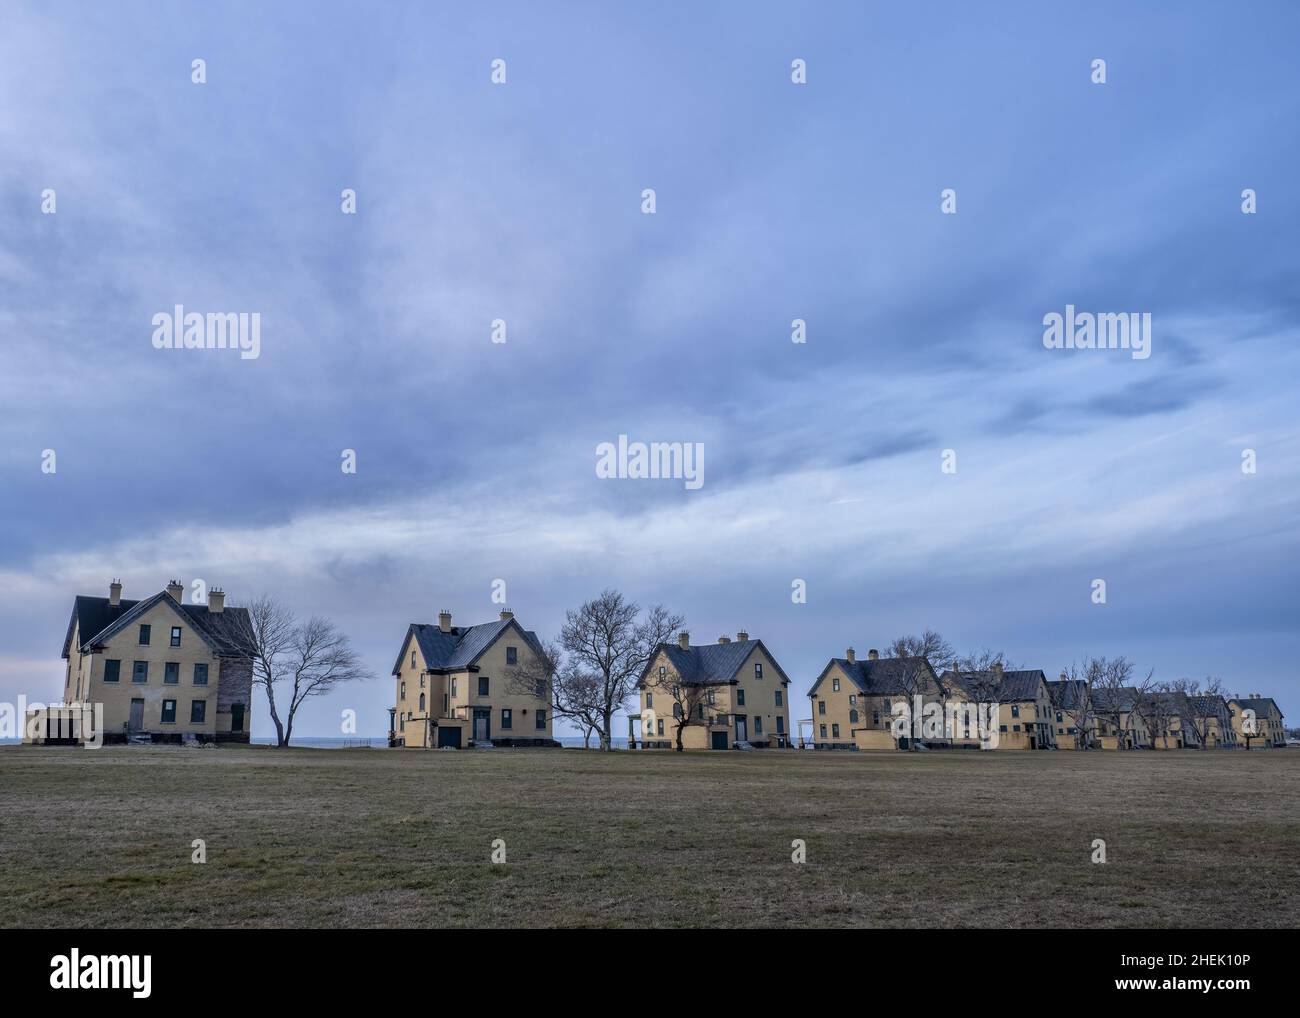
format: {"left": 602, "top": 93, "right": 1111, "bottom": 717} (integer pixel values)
{"left": 0, "top": 745, "right": 1295, "bottom": 928}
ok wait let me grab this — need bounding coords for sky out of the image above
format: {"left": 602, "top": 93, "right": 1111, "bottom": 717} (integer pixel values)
{"left": 2, "top": 1, "right": 1298, "bottom": 741}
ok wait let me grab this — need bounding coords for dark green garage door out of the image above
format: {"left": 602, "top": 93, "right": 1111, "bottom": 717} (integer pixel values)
{"left": 437, "top": 726, "right": 462, "bottom": 749}
{"left": 711, "top": 731, "right": 728, "bottom": 750}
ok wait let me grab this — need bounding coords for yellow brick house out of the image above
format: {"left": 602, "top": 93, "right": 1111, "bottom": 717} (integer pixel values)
{"left": 389, "top": 609, "right": 557, "bottom": 748}
{"left": 1046, "top": 674, "right": 1093, "bottom": 749}
{"left": 1228, "top": 696, "right": 1287, "bottom": 749}
{"left": 941, "top": 664, "right": 1058, "bottom": 750}
{"left": 806, "top": 648, "right": 942, "bottom": 750}
{"left": 26, "top": 579, "right": 252, "bottom": 745}
{"left": 637, "top": 631, "right": 793, "bottom": 750}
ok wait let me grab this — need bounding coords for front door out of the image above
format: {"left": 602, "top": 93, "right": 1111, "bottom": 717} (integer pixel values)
{"left": 230, "top": 703, "right": 245, "bottom": 733}
{"left": 711, "top": 730, "right": 729, "bottom": 750}
{"left": 734, "top": 715, "right": 747, "bottom": 743}
{"left": 129, "top": 698, "right": 145, "bottom": 731}
{"left": 473, "top": 709, "right": 490, "bottom": 742}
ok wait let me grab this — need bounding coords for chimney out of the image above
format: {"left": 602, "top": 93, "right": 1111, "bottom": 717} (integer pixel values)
{"left": 439, "top": 610, "right": 452, "bottom": 633}
{"left": 109, "top": 579, "right": 122, "bottom": 606}
{"left": 846, "top": 647, "right": 856, "bottom": 662}
{"left": 1060, "top": 670, "right": 1068, "bottom": 681}
{"left": 207, "top": 588, "right": 225, "bottom": 614}
{"left": 868, "top": 648, "right": 879, "bottom": 660}
{"left": 736, "top": 630, "right": 749, "bottom": 642}
{"left": 678, "top": 631, "right": 690, "bottom": 649}
{"left": 718, "top": 635, "right": 731, "bottom": 644}
{"left": 499, "top": 609, "right": 514, "bottom": 622}
{"left": 991, "top": 662, "right": 1003, "bottom": 677}
{"left": 166, "top": 579, "right": 184, "bottom": 602}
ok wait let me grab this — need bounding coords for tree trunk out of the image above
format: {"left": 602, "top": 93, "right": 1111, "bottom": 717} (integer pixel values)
{"left": 264, "top": 681, "right": 286, "bottom": 746}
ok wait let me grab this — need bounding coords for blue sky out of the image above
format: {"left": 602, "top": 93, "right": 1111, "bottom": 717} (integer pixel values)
{"left": 2, "top": 1, "right": 1298, "bottom": 739}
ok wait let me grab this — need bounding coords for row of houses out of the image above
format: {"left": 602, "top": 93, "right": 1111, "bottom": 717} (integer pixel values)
{"left": 23, "top": 582, "right": 1290, "bottom": 751}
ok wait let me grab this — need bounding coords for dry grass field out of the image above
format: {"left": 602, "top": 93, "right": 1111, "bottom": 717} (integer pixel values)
{"left": 0, "top": 744, "right": 1296, "bottom": 928}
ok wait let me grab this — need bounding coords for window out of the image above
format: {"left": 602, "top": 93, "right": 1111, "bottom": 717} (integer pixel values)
{"left": 754, "top": 716, "right": 763, "bottom": 734}
{"left": 132, "top": 661, "right": 148, "bottom": 683}
{"left": 451, "top": 678, "right": 458, "bottom": 698}
{"left": 419, "top": 675, "right": 425, "bottom": 689}
{"left": 999, "top": 724, "right": 1008, "bottom": 733}
{"left": 443, "top": 694, "right": 448, "bottom": 713}
{"left": 478, "top": 676, "right": 489, "bottom": 696}
{"left": 507, "top": 646, "right": 518, "bottom": 666}
{"left": 646, "top": 692, "right": 653, "bottom": 708}
{"left": 501, "top": 709, "right": 512, "bottom": 730}
{"left": 419, "top": 693, "right": 426, "bottom": 712}
{"left": 736, "top": 689, "right": 745, "bottom": 706}
{"left": 673, "top": 703, "right": 682, "bottom": 719}
{"left": 873, "top": 711, "right": 880, "bottom": 725}
{"left": 754, "top": 663, "right": 763, "bottom": 679}
{"left": 849, "top": 709, "right": 859, "bottom": 724}
{"left": 1013, "top": 724, "right": 1021, "bottom": 732}
{"left": 707, "top": 689, "right": 715, "bottom": 705}
{"left": 535, "top": 679, "right": 546, "bottom": 698}
{"left": 656, "top": 719, "right": 664, "bottom": 736}
{"left": 399, "top": 716, "right": 405, "bottom": 732}
{"left": 849, "top": 694, "right": 857, "bottom": 706}
{"left": 191, "top": 700, "right": 207, "bottom": 723}
{"left": 138, "top": 624, "right": 151, "bottom": 646}
{"left": 411, "top": 651, "right": 416, "bottom": 669}
{"left": 776, "top": 716, "right": 784, "bottom": 734}
{"left": 161, "top": 700, "right": 176, "bottom": 723}
{"left": 818, "top": 701, "right": 826, "bottom": 715}
{"left": 775, "top": 690, "right": 783, "bottom": 707}
{"left": 832, "top": 724, "right": 840, "bottom": 738}
{"left": 170, "top": 626, "right": 182, "bottom": 647}
{"left": 832, "top": 677, "right": 840, "bottom": 692}
{"left": 820, "top": 724, "right": 827, "bottom": 739}
{"left": 659, "top": 666, "right": 666, "bottom": 679}
{"left": 103, "top": 660, "right": 121, "bottom": 683}
{"left": 1056, "top": 711, "right": 1063, "bottom": 723}
{"left": 536, "top": 710, "right": 546, "bottom": 730}
{"left": 400, "top": 681, "right": 406, "bottom": 698}
{"left": 193, "top": 663, "right": 208, "bottom": 685}
{"left": 1011, "top": 705, "right": 1020, "bottom": 718}
{"left": 164, "top": 662, "right": 179, "bottom": 685}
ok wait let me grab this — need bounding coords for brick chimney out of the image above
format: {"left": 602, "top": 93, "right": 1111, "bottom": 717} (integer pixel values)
{"left": 991, "top": 662, "right": 1003, "bottom": 678}
{"left": 207, "top": 588, "right": 225, "bottom": 614}
{"left": 868, "top": 648, "right": 879, "bottom": 660}
{"left": 1060, "top": 670, "right": 1068, "bottom": 681}
{"left": 166, "top": 580, "right": 184, "bottom": 602}
{"left": 736, "top": 630, "right": 749, "bottom": 642}
{"left": 678, "top": 631, "right": 690, "bottom": 649}
{"left": 108, "top": 579, "right": 122, "bottom": 606}
{"left": 846, "top": 647, "right": 856, "bottom": 662}
{"left": 439, "top": 610, "right": 452, "bottom": 633}
{"left": 718, "top": 635, "right": 731, "bottom": 644}
{"left": 499, "top": 609, "right": 514, "bottom": 622}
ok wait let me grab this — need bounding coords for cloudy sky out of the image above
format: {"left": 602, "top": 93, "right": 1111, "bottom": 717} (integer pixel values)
{"left": 2, "top": 1, "right": 1297, "bottom": 739}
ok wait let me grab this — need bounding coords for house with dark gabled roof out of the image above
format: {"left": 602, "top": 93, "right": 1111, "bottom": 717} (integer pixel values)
{"left": 389, "top": 609, "right": 557, "bottom": 748}
{"left": 1188, "top": 694, "right": 1238, "bottom": 749}
{"left": 1047, "top": 675, "right": 1093, "bottom": 749}
{"left": 807, "top": 648, "right": 941, "bottom": 750}
{"left": 25, "top": 579, "right": 252, "bottom": 745}
{"left": 941, "top": 664, "right": 1057, "bottom": 750}
{"left": 636, "top": 630, "right": 793, "bottom": 750}
{"left": 1088, "top": 686, "right": 1150, "bottom": 749}
{"left": 1228, "top": 695, "right": 1287, "bottom": 749}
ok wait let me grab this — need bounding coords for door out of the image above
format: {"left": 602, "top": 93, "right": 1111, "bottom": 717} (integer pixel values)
{"left": 437, "top": 726, "right": 462, "bottom": 749}
{"left": 473, "top": 709, "right": 490, "bottom": 742}
{"left": 230, "top": 703, "right": 245, "bottom": 733}
{"left": 129, "top": 698, "right": 145, "bottom": 731}
{"left": 734, "top": 715, "right": 747, "bottom": 743}
{"left": 711, "top": 730, "right": 729, "bottom": 750}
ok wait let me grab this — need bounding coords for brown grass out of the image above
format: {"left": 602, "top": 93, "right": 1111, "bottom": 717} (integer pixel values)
{"left": 0, "top": 744, "right": 1295, "bottom": 928}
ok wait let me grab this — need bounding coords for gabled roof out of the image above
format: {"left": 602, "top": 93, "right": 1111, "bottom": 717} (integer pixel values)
{"left": 643, "top": 639, "right": 792, "bottom": 687}
{"left": 943, "top": 668, "right": 1047, "bottom": 702}
{"left": 1047, "top": 678, "right": 1088, "bottom": 710}
{"left": 810, "top": 656, "right": 936, "bottom": 698}
{"left": 1089, "top": 686, "right": 1142, "bottom": 713}
{"left": 64, "top": 591, "right": 251, "bottom": 658}
{"left": 1190, "top": 694, "right": 1229, "bottom": 715}
{"left": 1229, "top": 696, "right": 1283, "bottom": 719}
{"left": 392, "top": 618, "right": 544, "bottom": 676}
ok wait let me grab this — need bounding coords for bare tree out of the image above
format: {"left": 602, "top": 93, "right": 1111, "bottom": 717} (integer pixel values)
{"left": 1057, "top": 662, "right": 1098, "bottom": 749}
{"left": 232, "top": 595, "right": 372, "bottom": 747}
{"left": 889, "top": 630, "right": 957, "bottom": 673}
{"left": 1129, "top": 672, "right": 1168, "bottom": 749}
{"left": 558, "top": 590, "right": 684, "bottom": 751}
{"left": 648, "top": 678, "right": 719, "bottom": 753}
{"left": 1168, "top": 676, "right": 1226, "bottom": 749}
